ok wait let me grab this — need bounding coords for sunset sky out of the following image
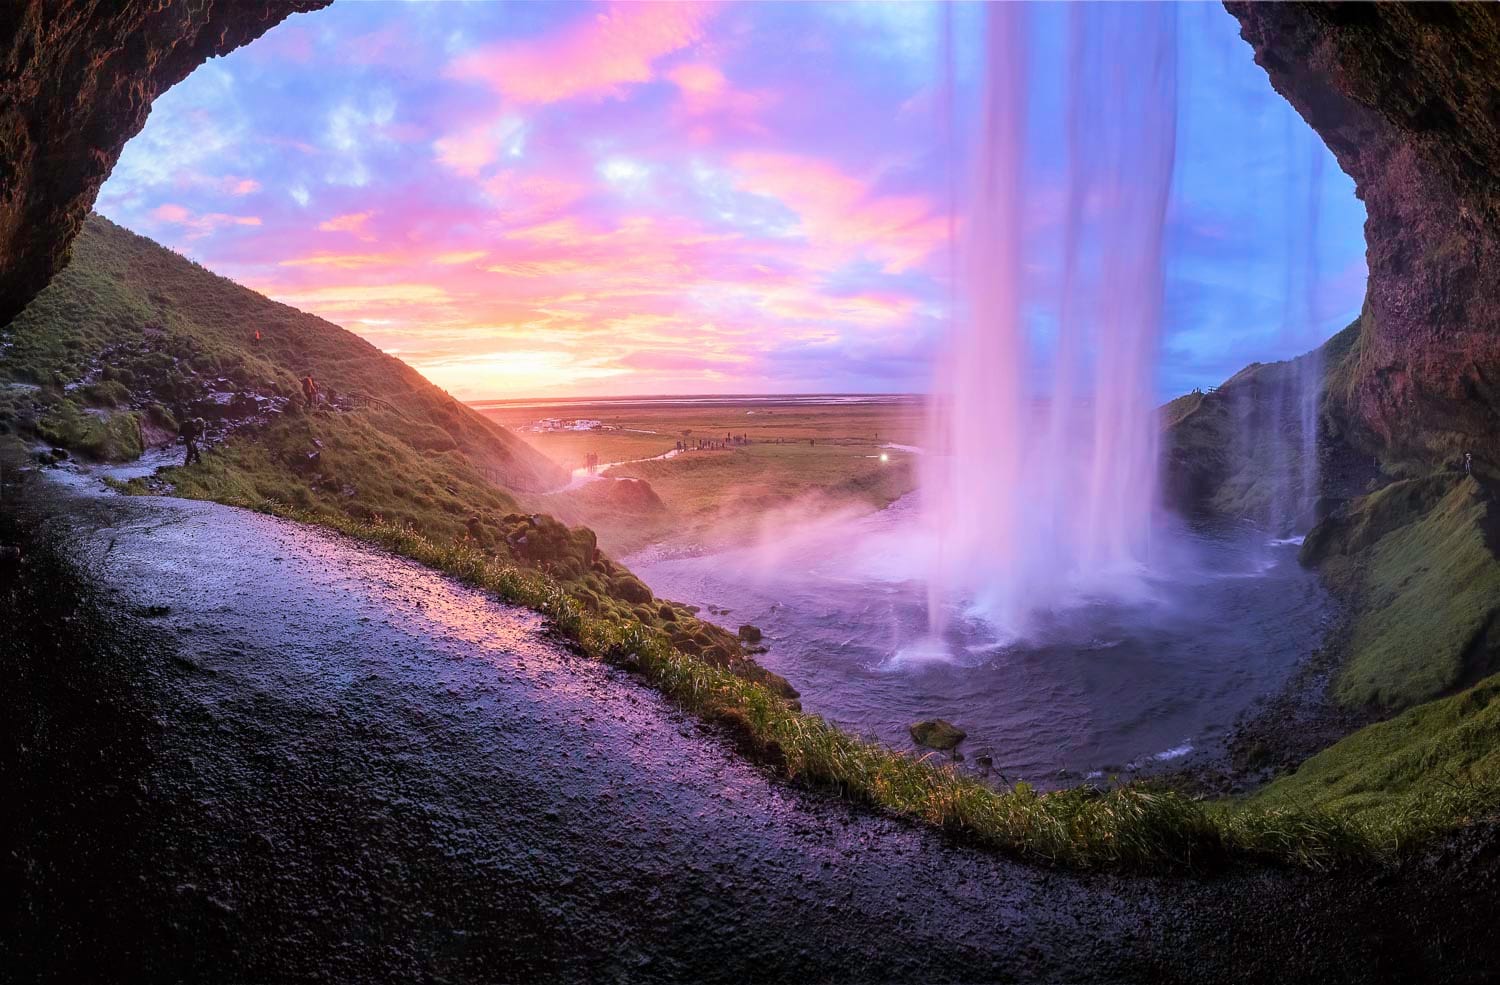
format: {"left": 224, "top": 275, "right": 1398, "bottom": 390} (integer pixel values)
{"left": 96, "top": 1, "right": 1368, "bottom": 401}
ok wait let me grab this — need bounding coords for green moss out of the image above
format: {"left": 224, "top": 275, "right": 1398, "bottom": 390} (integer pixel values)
{"left": 35, "top": 400, "right": 142, "bottom": 462}
{"left": 1306, "top": 475, "right": 1500, "bottom": 708}
{"left": 1247, "top": 675, "right": 1500, "bottom": 846}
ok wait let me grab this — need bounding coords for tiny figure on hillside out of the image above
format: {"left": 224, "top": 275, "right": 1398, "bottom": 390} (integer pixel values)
{"left": 1465, "top": 451, "right": 1473, "bottom": 475}
{"left": 180, "top": 417, "right": 204, "bottom": 466}
{"left": 302, "top": 375, "right": 318, "bottom": 408}
{"left": 253, "top": 329, "right": 262, "bottom": 346}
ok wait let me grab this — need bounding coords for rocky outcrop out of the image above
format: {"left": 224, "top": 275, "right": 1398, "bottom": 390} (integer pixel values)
{"left": 0, "top": 1, "right": 330, "bottom": 326}
{"left": 1224, "top": 3, "right": 1500, "bottom": 474}
{"left": 1161, "top": 320, "right": 1383, "bottom": 523}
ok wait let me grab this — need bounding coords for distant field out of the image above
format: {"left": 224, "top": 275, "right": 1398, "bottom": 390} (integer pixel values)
{"left": 478, "top": 397, "right": 926, "bottom": 556}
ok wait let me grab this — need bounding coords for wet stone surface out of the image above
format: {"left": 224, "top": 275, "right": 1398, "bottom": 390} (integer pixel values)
{"left": 16, "top": 486, "right": 1158, "bottom": 982}
{"left": 9, "top": 479, "right": 1500, "bottom": 984}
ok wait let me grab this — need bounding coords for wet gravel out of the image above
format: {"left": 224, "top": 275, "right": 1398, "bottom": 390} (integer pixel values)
{"left": 7, "top": 477, "right": 1500, "bottom": 983}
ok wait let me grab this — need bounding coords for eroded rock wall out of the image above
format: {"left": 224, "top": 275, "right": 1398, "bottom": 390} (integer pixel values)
{"left": 0, "top": 0, "right": 329, "bottom": 326}
{"left": 1225, "top": 2, "right": 1500, "bottom": 473}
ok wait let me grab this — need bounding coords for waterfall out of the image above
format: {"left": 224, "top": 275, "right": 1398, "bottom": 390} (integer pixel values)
{"left": 1225, "top": 127, "right": 1327, "bottom": 536}
{"left": 923, "top": 4, "right": 1179, "bottom": 635}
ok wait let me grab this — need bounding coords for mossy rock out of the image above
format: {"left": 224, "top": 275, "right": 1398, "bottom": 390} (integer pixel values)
{"left": 910, "top": 719, "right": 966, "bottom": 751}
{"left": 611, "top": 574, "right": 652, "bottom": 604}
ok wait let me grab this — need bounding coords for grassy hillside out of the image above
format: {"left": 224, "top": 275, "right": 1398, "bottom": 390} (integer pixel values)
{"left": 1161, "top": 319, "right": 1376, "bottom": 523}
{"left": 1, "top": 215, "right": 561, "bottom": 490}
{"left": 0, "top": 214, "right": 791, "bottom": 700}
{"left": 1250, "top": 675, "right": 1500, "bottom": 833}
{"left": 1301, "top": 474, "right": 1500, "bottom": 709}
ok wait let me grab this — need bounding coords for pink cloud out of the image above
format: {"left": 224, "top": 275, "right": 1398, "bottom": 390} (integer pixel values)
{"left": 433, "top": 126, "right": 498, "bottom": 177}
{"left": 447, "top": 3, "right": 713, "bottom": 105}
{"left": 482, "top": 172, "right": 587, "bottom": 223}
{"left": 668, "top": 61, "right": 773, "bottom": 136}
{"left": 617, "top": 349, "right": 752, "bottom": 372}
{"left": 278, "top": 252, "right": 402, "bottom": 270}
{"left": 165, "top": 172, "right": 263, "bottom": 196}
{"left": 150, "top": 203, "right": 262, "bottom": 239}
{"left": 318, "top": 211, "right": 375, "bottom": 240}
{"left": 432, "top": 250, "right": 489, "bottom": 266}
{"left": 731, "top": 152, "right": 947, "bottom": 273}
{"left": 433, "top": 117, "right": 525, "bottom": 178}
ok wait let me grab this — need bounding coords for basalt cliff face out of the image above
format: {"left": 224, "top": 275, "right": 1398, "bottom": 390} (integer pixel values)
{"left": 1225, "top": 2, "right": 1500, "bottom": 473}
{"left": 0, "top": 1, "right": 330, "bottom": 326}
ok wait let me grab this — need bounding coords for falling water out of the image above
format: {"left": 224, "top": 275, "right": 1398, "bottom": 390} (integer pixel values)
{"left": 1298, "top": 136, "right": 1326, "bottom": 517}
{"left": 1226, "top": 127, "right": 1328, "bottom": 537}
{"left": 923, "top": 4, "right": 1179, "bottom": 635}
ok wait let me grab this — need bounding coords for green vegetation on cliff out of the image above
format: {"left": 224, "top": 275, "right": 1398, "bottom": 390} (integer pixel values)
{"left": 1228, "top": 460, "right": 1500, "bottom": 845}
{"left": 1161, "top": 318, "right": 1370, "bottom": 521}
{"left": 2, "top": 215, "right": 560, "bottom": 487}
{"left": 1163, "top": 313, "right": 1500, "bottom": 855}
{"left": 1304, "top": 475, "right": 1500, "bottom": 709}
{"left": 1, "top": 214, "right": 793, "bottom": 699}
{"left": 1251, "top": 675, "right": 1500, "bottom": 836}
{"left": 1330, "top": 479, "right": 1498, "bottom": 708}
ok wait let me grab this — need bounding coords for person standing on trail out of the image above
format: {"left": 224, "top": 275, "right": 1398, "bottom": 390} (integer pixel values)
{"left": 1466, "top": 452, "right": 1473, "bottom": 476}
{"left": 302, "top": 375, "right": 318, "bottom": 409}
{"left": 180, "top": 417, "right": 204, "bottom": 466}
{"left": 253, "top": 329, "right": 262, "bottom": 346}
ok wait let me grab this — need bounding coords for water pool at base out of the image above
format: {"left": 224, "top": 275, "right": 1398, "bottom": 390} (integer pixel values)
{"left": 629, "top": 497, "right": 1332, "bottom": 784}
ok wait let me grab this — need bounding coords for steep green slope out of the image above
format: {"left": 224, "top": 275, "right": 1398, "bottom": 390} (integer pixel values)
{"left": 1164, "top": 316, "right": 1500, "bottom": 838}
{"left": 1161, "top": 318, "right": 1374, "bottom": 524}
{"left": 0, "top": 214, "right": 792, "bottom": 700}
{"left": 2, "top": 214, "right": 561, "bottom": 491}
{"left": 1301, "top": 474, "right": 1500, "bottom": 710}
{"left": 1250, "top": 675, "right": 1500, "bottom": 830}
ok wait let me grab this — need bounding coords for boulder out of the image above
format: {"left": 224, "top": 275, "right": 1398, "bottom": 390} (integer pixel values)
{"left": 909, "top": 719, "right": 967, "bottom": 751}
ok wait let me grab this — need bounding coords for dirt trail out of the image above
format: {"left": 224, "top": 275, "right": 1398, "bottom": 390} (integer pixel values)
{"left": 10, "top": 474, "right": 1499, "bottom": 983}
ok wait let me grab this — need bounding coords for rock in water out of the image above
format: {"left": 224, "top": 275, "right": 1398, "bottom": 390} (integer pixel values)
{"left": 909, "top": 719, "right": 966, "bottom": 751}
